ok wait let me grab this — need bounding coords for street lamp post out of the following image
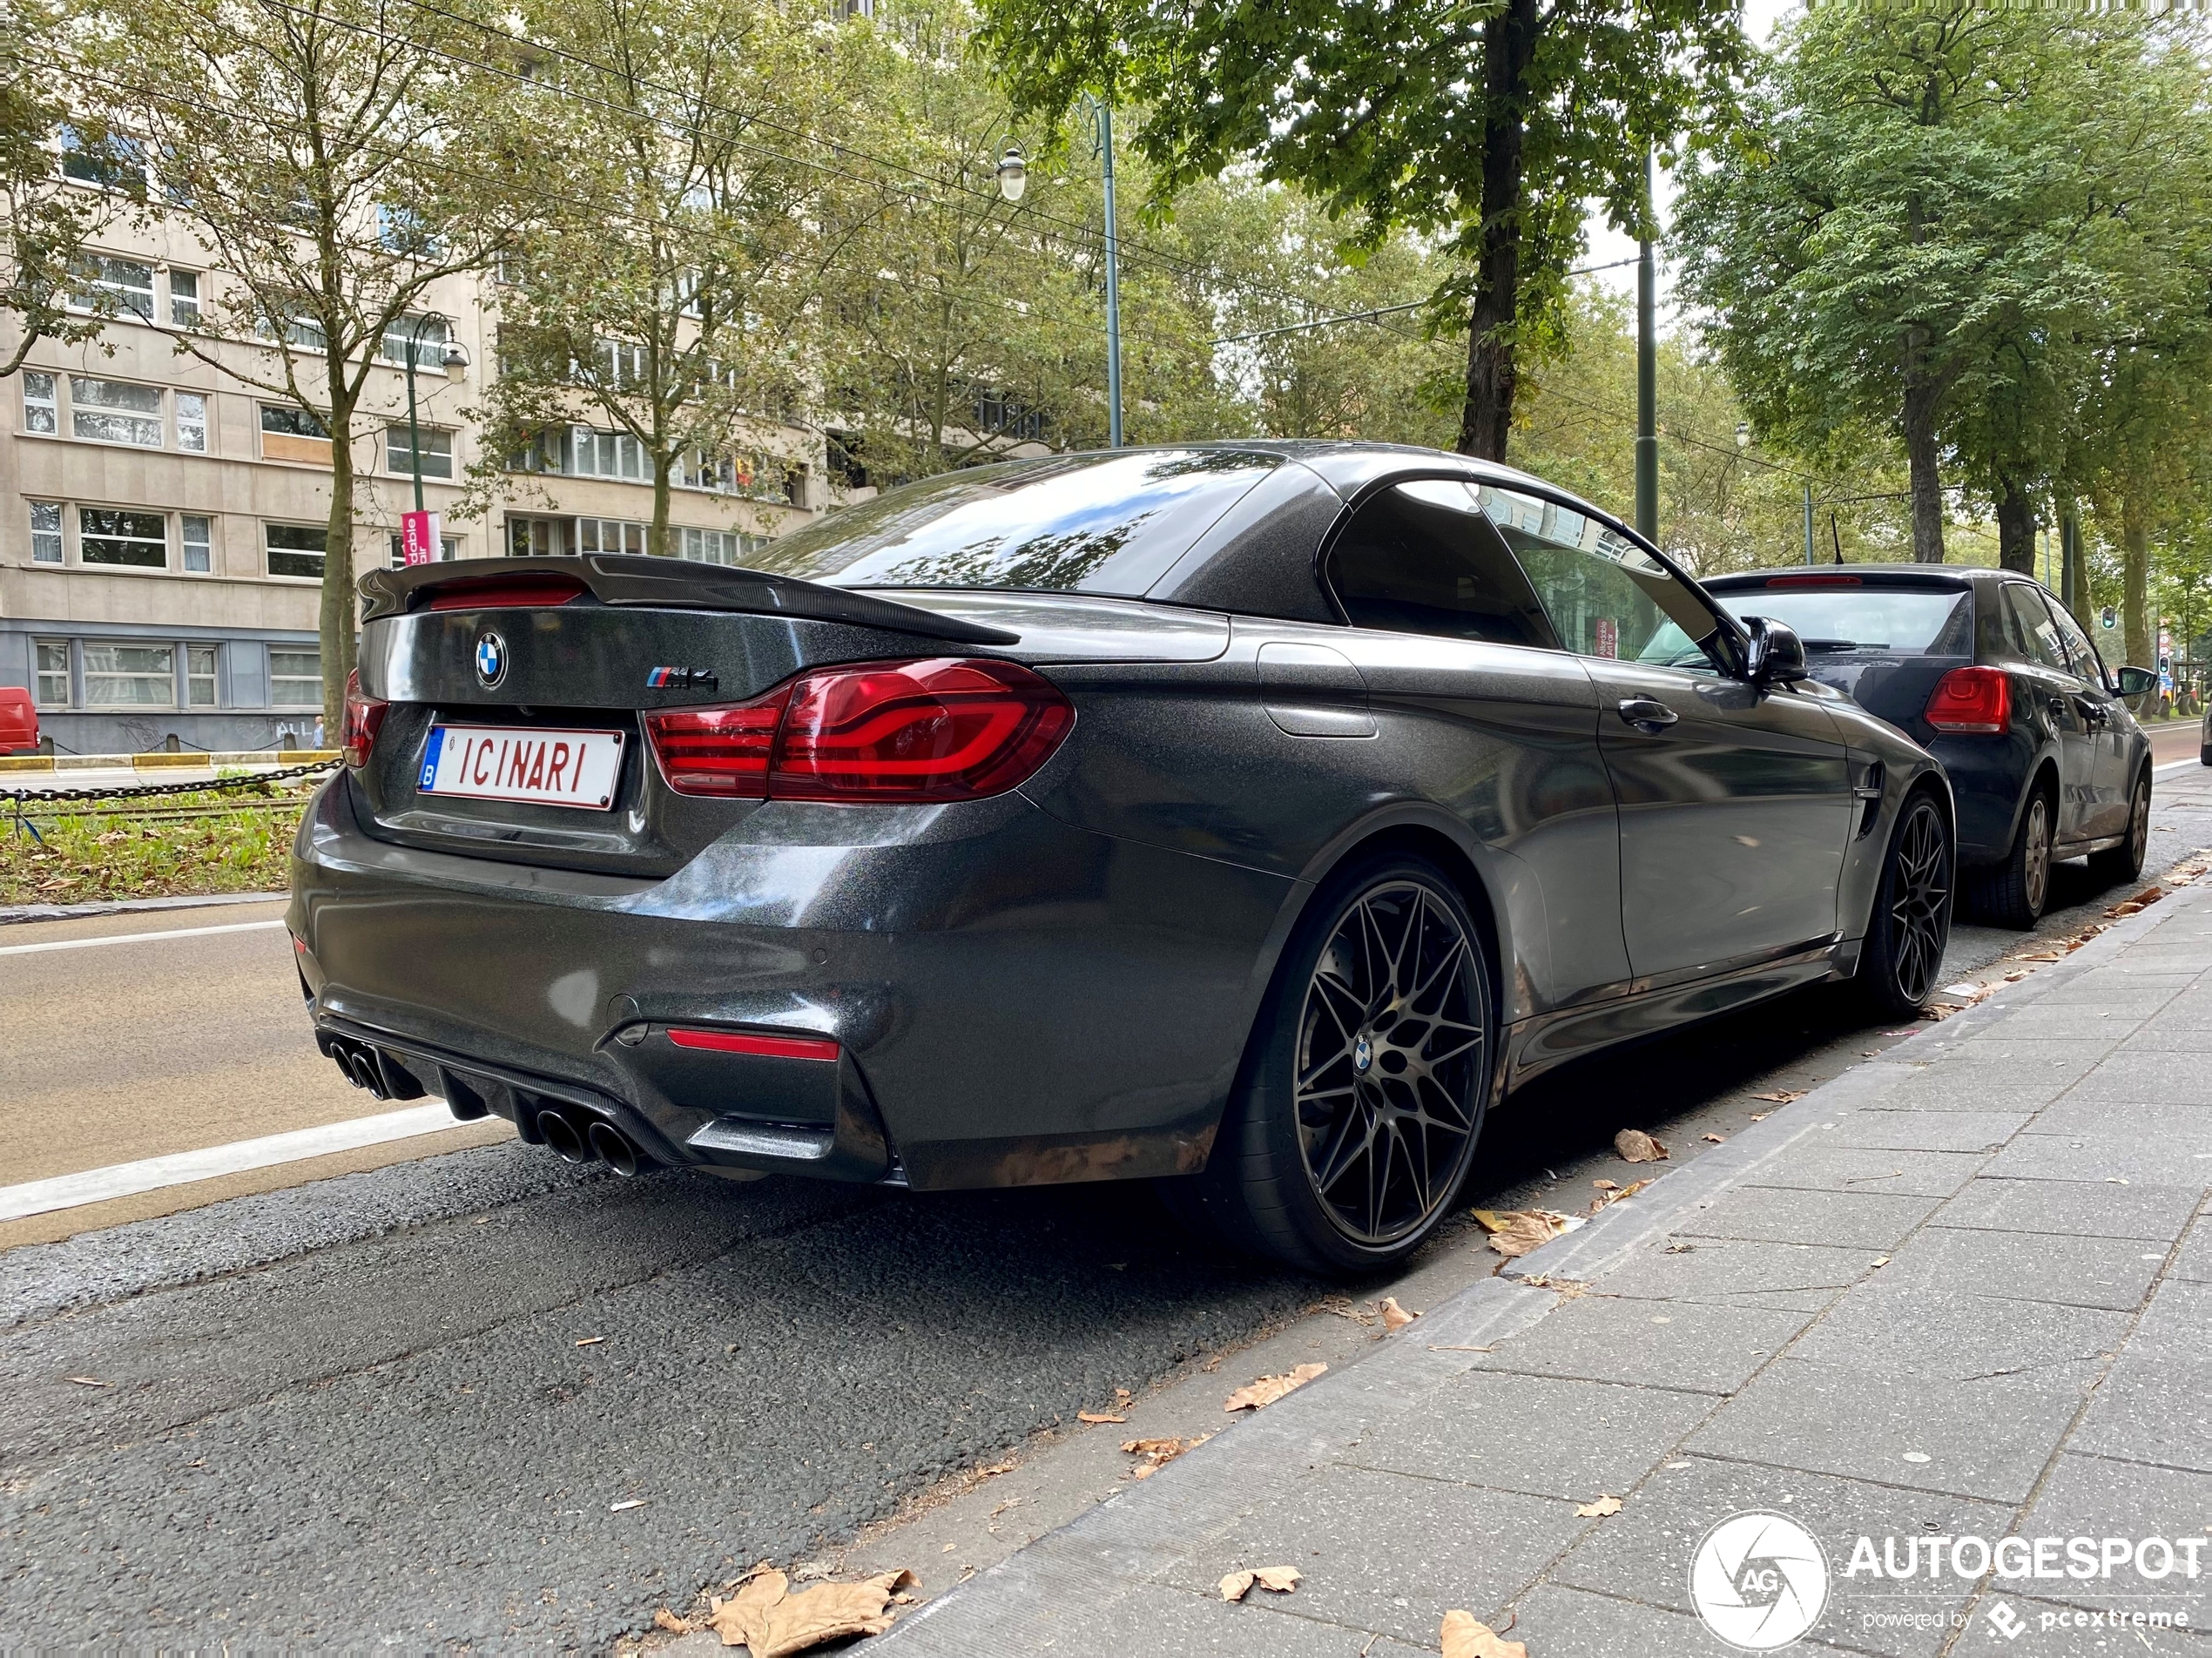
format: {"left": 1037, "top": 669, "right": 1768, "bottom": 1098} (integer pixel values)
{"left": 1634, "top": 149, "right": 1657, "bottom": 543}
{"left": 397, "top": 314, "right": 468, "bottom": 563}
{"left": 997, "top": 101, "right": 1122, "bottom": 448}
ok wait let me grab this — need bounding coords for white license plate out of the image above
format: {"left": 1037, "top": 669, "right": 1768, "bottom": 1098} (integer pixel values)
{"left": 418, "top": 725, "right": 626, "bottom": 810}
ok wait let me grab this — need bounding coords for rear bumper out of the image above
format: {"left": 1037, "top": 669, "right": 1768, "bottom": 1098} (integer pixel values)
{"left": 1925, "top": 732, "right": 2038, "bottom": 866}
{"left": 288, "top": 774, "right": 1297, "bottom": 1189}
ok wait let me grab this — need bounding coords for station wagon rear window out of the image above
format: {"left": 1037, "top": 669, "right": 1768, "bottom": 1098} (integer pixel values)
{"left": 1713, "top": 586, "right": 1972, "bottom": 657}
{"left": 747, "top": 449, "right": 1281, "bottom": 596}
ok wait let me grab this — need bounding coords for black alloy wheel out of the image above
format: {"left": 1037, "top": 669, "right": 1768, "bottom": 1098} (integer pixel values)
{"left": 1166, "top": 855, "right": 1493, "bottom": 1276}
{"left": 1970, "top": 787, "right": 2052, "bottom": 929}
{"left": 1862, "top": 792, "right": 1952, "bottom": 1020}
{"left": 2088, "top": 770, "right": 2151, "bottom": 886}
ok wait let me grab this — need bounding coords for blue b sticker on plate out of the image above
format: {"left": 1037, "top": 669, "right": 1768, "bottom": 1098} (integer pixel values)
{"left": 419, "top": 726, "right": 444, "bottom": 790}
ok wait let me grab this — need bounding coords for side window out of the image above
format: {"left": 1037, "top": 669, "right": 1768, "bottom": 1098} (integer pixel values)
{"left": 1478, "top": 483, "right": 1721, "bottom": 672}
{"left": 2044, "top": 596, "right": 2108, "bottom": 687}
{"left": 1325, "top": 480, "right": 1558, "bottom": 650}
{"left": 2004, "top": 584, "right": 2069, "bottom": 672}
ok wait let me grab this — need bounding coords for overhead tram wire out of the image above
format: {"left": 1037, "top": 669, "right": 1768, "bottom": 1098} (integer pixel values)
{"left": 1207, "top": 258, "right": 1643, "bottom": 346}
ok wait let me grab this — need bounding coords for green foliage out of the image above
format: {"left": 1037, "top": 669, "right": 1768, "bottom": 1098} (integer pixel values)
{"left": 1, "top": 786, "right": 306, "bottom": 903}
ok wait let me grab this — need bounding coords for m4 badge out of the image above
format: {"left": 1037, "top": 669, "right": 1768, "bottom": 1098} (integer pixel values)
{"left": 646, "top": 666, "right": 718, "bottom": 691}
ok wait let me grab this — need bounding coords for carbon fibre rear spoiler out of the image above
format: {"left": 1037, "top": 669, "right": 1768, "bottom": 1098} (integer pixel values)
{"left": 357, "top": 554, "right": 1020, "bottom": 645}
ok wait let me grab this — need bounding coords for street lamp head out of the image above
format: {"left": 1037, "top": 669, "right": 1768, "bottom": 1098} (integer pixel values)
{"left": 1735, "top": 421, "right": 1750, "bottom": 450}
{"left": 441, "top": 340, "right": 471, "bottom": 373}
{"left": 995, "top": 144, "right": 1028, "bottom": 204}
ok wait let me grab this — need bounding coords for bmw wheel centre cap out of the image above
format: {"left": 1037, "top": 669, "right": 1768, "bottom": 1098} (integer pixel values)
{"left": 475, "top": 629, "right": 507, "bottom": 688}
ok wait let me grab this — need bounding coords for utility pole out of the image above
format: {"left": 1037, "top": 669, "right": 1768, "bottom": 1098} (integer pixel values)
{"left": 1804, "top": 481, "right": 1815, "bottom": 566}
{"left": 1634, "top": 147, "right": 1657, "bottom": 543}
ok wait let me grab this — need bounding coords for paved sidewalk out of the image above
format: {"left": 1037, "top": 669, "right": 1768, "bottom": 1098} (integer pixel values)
{"left": 880, "top": 877, "right": 2212, "bottom": 1657}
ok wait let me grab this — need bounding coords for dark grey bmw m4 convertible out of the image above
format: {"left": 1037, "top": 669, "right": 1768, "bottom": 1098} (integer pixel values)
{"left": 291, "top": 441, "right": 1953, "bottom": 1275}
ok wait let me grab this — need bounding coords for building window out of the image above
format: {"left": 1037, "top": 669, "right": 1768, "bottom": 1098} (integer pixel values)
{"left": 84, "top": 642, "right": 176, "bottom": 708}
{"left": 388, "top": 533, "right": 461, "bottom": 568}
{"left": 260, "top": 403, "right": 331, "bottom": 465}
{"left": 69, "top": 253, "right": 156, "bottom": 320}
{"left": 381, "top": 313, "right": 448, "bottom": 366}
{"left": 175, "top": 392, "right": 207, "bottom": 453}
{"left": 269, "top": 649, "right": 322, "bottom": 707}
{"left": 504, "top": 428, "right": 566, "bottom": 475}
{"left": 508, "top": 516, "right": 567, "bottom": 557}
{"left": 569, "top": 427, "right": 647, "bottom": 482}
{"left": 181, "top": 514, "right": 212, "bottom": 573}
{"left": 168, "top": 268, "right": 201, "bottom": 327}
{"left": 386, "top": 424, "right": 453, "bottom": 479}
{"left": 265, "top": 522, "right": 327, "bottom": 579}
{"left": 260, "top": 403, "right": 327, "bottom": 438}
{"left": 23, "top": 372, "right": 57, "bottom": 434}
{"left": 259, "top": 313, "right": 327, "bottom": 354}
{"left": 29, "top": 501, "right": 64, "bottom": 563}
{"left": 677, "top": 526, "right": 760, "bottom": 567}
{"left": 35, "top": 641, "right": 71, "bottom": 707}
{"left": 186, "top": 644, "right": 218, "bottom": 707}
{"left": 58, "top": 125, "right": 146, "bottom": 191}
{"left": 71, "top": 377, "right": 164, "bottom": 447}
{"left": 594, "top": 338, "right": 647, "bottom": 388}
{"left": 577, "top": 517, "right": 647, "bottom": 555}
{"left": 79, "top": 507, "right": 167, "bottom": 568}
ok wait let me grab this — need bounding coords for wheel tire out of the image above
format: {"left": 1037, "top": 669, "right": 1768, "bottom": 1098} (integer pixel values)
{"left": 1185, "top": 854, "right": 1494, "bottom": 1277}
{"left": 1859, "top": 791, "right": 1954, "bottom": 1021}
{"left": 2199, "top": 743, "right": 2210, "bottom": 768}
{"left": 1968, "top": 785, "right": 2053, "bottom": 930}
{"left": 2088, "top": 769, "right": 2151, "bottom": 886}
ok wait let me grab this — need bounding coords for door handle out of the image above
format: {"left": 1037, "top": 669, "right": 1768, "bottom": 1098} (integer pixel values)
{"left": 2073, "top": 697, "right": 2107, "bottom": 726}
{"left": 1617, "top": 697, "right": 1679, "bottom": 733}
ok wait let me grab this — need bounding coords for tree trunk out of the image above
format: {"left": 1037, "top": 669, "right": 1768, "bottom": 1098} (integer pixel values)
{"left": 1455, "top": 0, "right": 1538, "bottom": 461}
{"left": 1901, "top": 357, "right": 1946, "bottom": 563}
{"left": 651, "top": 457, "right": 672, "bottom": 557}
{"left": 2060, "top": 498, "right": 2088, "bottom": 626}
{"left": 319, "top": 404, "right": 359, "bottom": 745}
{"left": 1994, "top": 475, "right": 2036, "bottom": 575}
{"left": 2122, "top": 493, "right": 2153, "bottom": 670}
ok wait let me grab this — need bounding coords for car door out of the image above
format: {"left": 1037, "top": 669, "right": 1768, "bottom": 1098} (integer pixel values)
{"left": 1476, "top": 482, "right": 1854, "bottom": 983}
{"left": 2041, "top": 592, "right": 2132, "bottom": 838}
{"left": 2002, "top": 582, "right": 2099, "bottom": 845}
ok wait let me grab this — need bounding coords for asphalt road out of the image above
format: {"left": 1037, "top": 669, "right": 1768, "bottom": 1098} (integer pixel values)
{"left": 3, "top": 756, "right": 2209, "bottom": 1648}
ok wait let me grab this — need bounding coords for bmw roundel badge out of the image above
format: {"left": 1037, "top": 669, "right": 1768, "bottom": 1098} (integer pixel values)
{"left": 474, "top": 629, "right": 507, "bottom": 688}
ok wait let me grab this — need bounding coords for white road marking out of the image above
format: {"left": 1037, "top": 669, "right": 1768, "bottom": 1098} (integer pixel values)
{"left": 2154, "top": 756, "right": 2204, "bottom": 776}
{"left": 0, "top": 919, "right": 285, "bottom": 957}
{"left": 0, "top": 1104, "right": 463, "bottom": 1223}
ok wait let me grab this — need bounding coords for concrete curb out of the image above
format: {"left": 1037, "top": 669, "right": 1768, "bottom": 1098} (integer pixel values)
{"left": 0, "top": 891, "right": 288, "bottom": 927}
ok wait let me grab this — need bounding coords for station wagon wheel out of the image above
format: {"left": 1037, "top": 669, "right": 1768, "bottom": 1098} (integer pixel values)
{"left": 1170, "top": 855, "right": 1494, "bottom": 1277}
{"left": 1861, "top": 792, "right": 1953, "bottom": 1019}
{"left": 2088, "top": 768, "right": 2151, "bottom": 886}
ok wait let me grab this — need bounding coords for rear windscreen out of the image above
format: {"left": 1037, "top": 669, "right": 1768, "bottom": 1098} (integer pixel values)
{"left": 745, "top": 449, "right": 1282, "bottom": 596}
{"left": 1713, "top": 587, "right": 1973, "bottom": 656}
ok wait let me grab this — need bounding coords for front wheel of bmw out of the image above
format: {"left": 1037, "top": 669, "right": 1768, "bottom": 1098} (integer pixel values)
{"left": 1858, "top": 791, "right": 1954, "bottom": 1021}
{"left": 1178, "top": 855, "right": 1494, "bottom": 1277}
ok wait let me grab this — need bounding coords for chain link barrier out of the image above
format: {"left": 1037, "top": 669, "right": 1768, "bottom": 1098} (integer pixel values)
{"left": 4, "top": 761, "right": 339, "bottom": 843}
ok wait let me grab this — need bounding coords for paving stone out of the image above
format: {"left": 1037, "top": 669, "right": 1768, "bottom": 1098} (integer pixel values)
{"left": 1878, "top": 1224, "right": 2168, "bottom": 1311}
{"left": 2013, "top": 1453, "right": 2212, "bottom": 1618}
{"left": 2019, "top": 977, "right": 2194, "bottom": 1008}
{"left": 1932, "top": 1177, "right": 2202, "bottom": 1242}
{"left": 2028, "top": 1099, "right": 2212, "bottom": 1147}
{"left": 1471, "top": 1293, "right": 1815, "bottom": 1396}
{"left": 1740, "top": 1147, "right": 1989, "bottom": 1200}
{"left": 2124, "top": 1022, "right": 2212, "bottom": 1053}
{"left": 1829, "top": 1111, "right": 2033, "bottom": 1154}
{"left": 2173, "top": 1215, "right": 2212, "bottom": 1283}
{"left": 1339, "top": 1370, "right": 1714, "bottom": 1501}
{"left": 1979, "top": 1133, "right": 2212, "bottom": 1191}
{"left": 1975, "top": 1007, "right": 2151, "bottom": 1042}
{"left": 1508, "top": 1580, "right": 1884, "bottom": 1658}
{"left": 1673, "top": 1187, "right": 1941, "bottom": 1250}
{"left": 1548, "top": 1456, "right": 2013, "bottom": 1658}
{"left": 1150, "top": 1462, "right": 1587, "bottom": 1649}
{"left": 1784, "top": 1281, "right": 2131, "bottom": 1382}
{"left": 1595, "top": 1238, "right": 1884, "bottom": 1311}
{"left": 1686, "top": 1353, "right": 2101, "bottom": 1503}
{"left": 2063, "top": 1055, "right": 2212, "bottom": 1107}
{"left": 1859, "top": 1071, "right": 2082, "bottom": 1112}
{"left": 2071, "top": 1283, "right": 2212, "bottom": 1475}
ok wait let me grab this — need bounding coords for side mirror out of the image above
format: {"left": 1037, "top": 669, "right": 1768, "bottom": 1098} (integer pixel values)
{"left": 1742, "top": 616, "right": 1809, "bottom": 685}
{"left": 2112, "top": 665, "right": 2157, "bottom": 698}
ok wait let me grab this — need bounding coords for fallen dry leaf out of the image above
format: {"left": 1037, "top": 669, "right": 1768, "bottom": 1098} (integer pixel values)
{"left": 1379, "top": 1297, "right": 1418, "bottom": 1332}
{"left": 654, "top": 1609, "right": 693, "bottom": 1634}
{"left": 64, "top": 1377, "right": 111, "bottom": 1388}
{"left": 575, "top": 1336, "right": 606, "bottom": 1347}
{"left": 1521, "top": 1275, "right": 1588, "bottom": 1298}
{"left": 1224, "top": 1363, "right": 1326, "bottom": 1412}
{"left": 1200, "top": 1352, "right": 1224, "bottom": 1372}
{"left": 1702, "top": 1133, "right": 1725, "bottom": 1144}
{"left": 1575, "top": 1493, "right": 1624, "bottom": 1518}
{"left": 1121, "top": 1434, "right": 1207, "bottom": 1479}
{"left": 977, "top": 1459, "right": 1018, "bottom": 1478}
{"left": 705, "top": 1567, "right": 919, "bottom": 1656}
{"left": 2017, "top": 949, "right": 2065, "bottom": 963}
{"left": 1471, "top": 1208, "right": 1581, "bottom": 1257}
{"left": 610, "top": 1500, "right": 646, "bottom": 1513}
{"left": 1751, "top": 1088, "right": 1808, "bottom": 1103}
{"left": 1441, "top": 1609, "right": 1527, "bottom": 1658}
{"left": 1591, "top": 1178, "right": 1619, "bottom": 1191}
{"left": 1077, "top": 1412, "right": 1128, "bottom": 1425}
{"left": 1614, "top": 1128, "right": 1669, "bottom": 1163}
{"left": 1218, "top": 1565, "right": 1301, "bottom": 1601}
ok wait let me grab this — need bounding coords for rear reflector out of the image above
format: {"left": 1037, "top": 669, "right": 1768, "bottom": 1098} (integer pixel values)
{"left": 1763, "top": 574, "right": 1864, "bottom": 588}
{"left": 1925, "top": 665, "right": 2012, "bottom": 734}
{"left": 667, "top": 1028, "right": 840, "bottom": 1062}
{"left": 424, "top": 576, "right": 588, "bottom": 612}
{"left": 645, "top": 657, "right": 1073, "bottom": 803}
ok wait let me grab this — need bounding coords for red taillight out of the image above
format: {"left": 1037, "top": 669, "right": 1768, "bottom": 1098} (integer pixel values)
{"left": 667, "top": 1028, "right": 840, "bottom": 1062}
{"left": 423, "top": 576, "right": 587, "bottom": 612}
{"left": 1925, "top": 665, "right": 2011, "bottom": 734}
{"left": 1764, "top": 574, "right": 1864, "bottom": 588}
{"left": 645, "top": 657, "right": 1073, "bottom": 803}
{"left": 341, "top": 670, "right": 388, "bottom": 767}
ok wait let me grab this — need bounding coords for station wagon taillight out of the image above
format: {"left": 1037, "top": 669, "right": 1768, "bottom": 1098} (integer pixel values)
{"left": 644, "top": 657, "right": 1074, "bottom": 803}
{"left": 1925, "top": 665, "right": 2011, "bottom": 735}
{"left": 341, "top": 671, "right": 388, "bottom": 767}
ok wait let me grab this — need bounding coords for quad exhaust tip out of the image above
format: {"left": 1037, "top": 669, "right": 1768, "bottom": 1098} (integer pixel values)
{"left": 588, "top": 1121, "right": 644, "bottom": 1176}
{"left": 538, "top": 1109, "right": 590, "bottom": 1163}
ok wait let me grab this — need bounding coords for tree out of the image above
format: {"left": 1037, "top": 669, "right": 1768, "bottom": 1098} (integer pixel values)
{"left": 472, "top": 0, "right": 846, "bottom": 554}
{"left": 80, "top": 0, "right": 523, "bottom": 735}
{"left": 976, "top": 0, "right": 1742, "bottom": 463}
{"left": 1675, "top": 3, "right": 2195, "bottom": 565}
{"left": 1, "top": 0, "right": 139, "bottom": 377}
